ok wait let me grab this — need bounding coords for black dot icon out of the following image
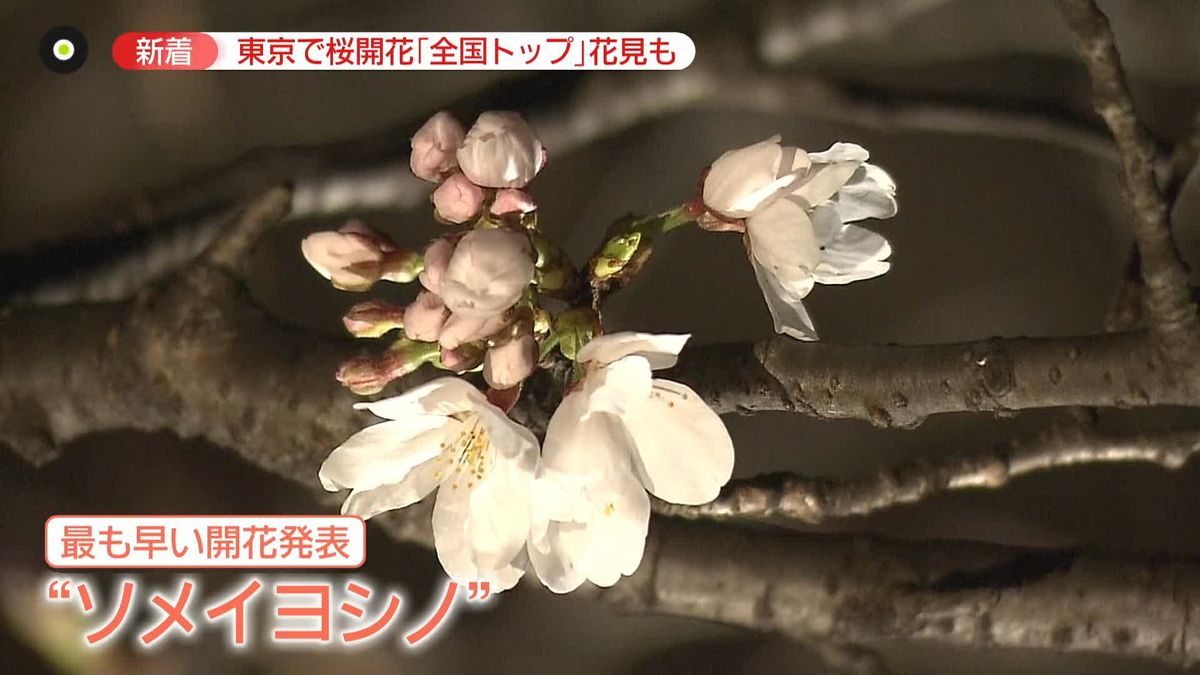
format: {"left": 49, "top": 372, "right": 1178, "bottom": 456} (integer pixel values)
{"left": 40, "top": 26, "right": 88, "bottom": 74}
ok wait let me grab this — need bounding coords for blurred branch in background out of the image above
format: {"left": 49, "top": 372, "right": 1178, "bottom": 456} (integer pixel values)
{"left": 7, "top": 61, "right": 1118, "bottom": 307}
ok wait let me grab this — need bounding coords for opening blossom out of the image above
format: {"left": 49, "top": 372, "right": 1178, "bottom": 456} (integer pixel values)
{"left": 319, "top": 378, "right": 538, "bottom": 591}
{"left": 456, "top": 112, "right": 546, "bottom": 188}
{"left": 405, "top": 228, "right": 536, "bottom": 351}
{"left": 311, "top": 110, "right": 898, "bottom": 595}
{"left": 702, "top": 137, "right": 898, "bottom": 340}
{"left": 529, "top": 333, "right": 735, "bottom": 593}
{"left": 439, "top": 228, "right": 535, "bottom": 320}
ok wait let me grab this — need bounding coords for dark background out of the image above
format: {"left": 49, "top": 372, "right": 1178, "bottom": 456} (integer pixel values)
{"left": 2, "top": 1, "right": 1200, "bottom": 672}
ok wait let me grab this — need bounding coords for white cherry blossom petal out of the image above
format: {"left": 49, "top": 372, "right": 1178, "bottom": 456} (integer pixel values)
{"left": 577, "top": 465, "right": 650, "bottom": 588}
{"left": 431, "top": 481, "right": 526, "bottom": 591}
{"left": 702, "top": 137, "right": 808, "bottom": 218}
{"left": 807, "top": 141, "right": 870, "bottom": 164}
{"left": 746, "top": 198, "right": 822, "bottom": 293}
{"left": 576, "top": 332, "right": 691, "bottom": 370}
{"left": 833, "top": 163, "right": 897, "bottom": 223}
{"left": 528, "top": 517, "right": 590, "bottom": 594}
{"left": 752, "top": 258, "right": 818, "bottom": 341}
{"left": 582, "top": 354, "right": 653, "bottom": 418}
{"left": 622, "top": 380, "right": 735, "bottom": 505}
{"left": 464, "top": 439, "right": 536, "bottom": 571}
{"left": 530, "top": 402, "right": 650, "bottom": 592}
{"left": 814, "top": 223, "right": 893, "bottom": 285}
{"left": 791, "top": 142, "right": 870, "bottom": 208}
{"left": 318, "top": 416, "right": 458, "bottom": 492}
{"left": 540, "top": 393, "right": 631, "bottom": 478}
{"left": 353, "top": 377, "right": 483, "bottom": 420}
{"left": 339, "top": 457, "right": 442, "bottom": 519}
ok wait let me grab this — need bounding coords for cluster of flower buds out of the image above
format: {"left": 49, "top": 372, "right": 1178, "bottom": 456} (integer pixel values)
{"left": 303, "top": 110, "right": 572, "bottom": 398}
{"left": 413, "top": 111, "right": 543, "bottom": 225}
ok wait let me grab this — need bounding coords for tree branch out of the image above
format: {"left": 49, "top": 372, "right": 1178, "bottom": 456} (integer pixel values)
{"left": 655, "top": 427, "right": 1200, "bottom": 523}
{"left": 671, "top": 335, "right": 1198, "bottom": 426}
{"left": 606, "top": 519, "right": 1200, "bottom": 668}
{"left": 1056, "top": 0, "right": 1200, "bottom": 363}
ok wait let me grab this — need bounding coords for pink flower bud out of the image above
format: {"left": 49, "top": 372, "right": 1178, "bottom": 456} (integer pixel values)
{"left": 419, "top": 237, "right": 456, "bottom": 294}
{"left": 335, "top": 341, "right": 440, "bottom": 395}
{"left": 490, "top": 189, "right": 536, "bottom": 216}
{"left": 410, "top": 111, "right": 465, "bottom": 182}
{"left": 336, "top": 353, "right": 420, "bottom": 396}
{"left": 439, "top": 344, "right": 485, "bottom": 372}
{"left": 403, "top": 291, "right": 450, "bottom": 342}
{"left": 301, "top": 229, "right": 386, "bottom": 291}
{"left": 338, "top": 219, "right": 398, "bottom": 251}
{"left": 483, "top": 334, "right": 537, "bottom": 389}
{"left": 438, "top": 310, "right": 512, "bottom": 350}
{"left": 439, "top": 229, "right": 535, "bottom": 319}
{"left": 342, "top": 299, "right": 406, "bottom": 338}
{"left": 456, "top": 111, "right": 545, "bottom": 188}
{"left": 431, "top": 172, "right": 485, "bottom": 224}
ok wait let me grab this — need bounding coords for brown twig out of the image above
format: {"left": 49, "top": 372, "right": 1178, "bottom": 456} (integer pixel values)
{"left": 1056, "top": 0, "right": 1200, "bottom": 364}
{"left": 655, "top": 427, "right": 1200, "bottom": 523}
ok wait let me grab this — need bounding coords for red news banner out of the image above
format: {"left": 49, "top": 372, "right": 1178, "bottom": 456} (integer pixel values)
{"left": 111, "top": 32, "right": 695, "bottom": 70}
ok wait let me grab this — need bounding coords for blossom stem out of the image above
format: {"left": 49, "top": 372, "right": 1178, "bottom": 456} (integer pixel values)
{"left": 587, "top": 205, "right": 696, "bottom": 307}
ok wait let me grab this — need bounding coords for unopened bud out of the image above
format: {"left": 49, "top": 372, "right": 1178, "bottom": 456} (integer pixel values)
{"left": 553, "top": 307, "right": 602, "bottom": 361}
{"left": 483, "top": 333, "right": 538, "bottom": 389}
{"left": 432, "top": 172, "right": 485, "bottom": 224}
{"left": 335, "top": 340, "right": 441, "bottom": 395}
{"left": 380, "top": 249, "right": 425, "bottom": 284}
{"left": 438, "top": 342, "right": 486, "bottom": 372}
{"left": 419, "top": 236, "right": 457, "bottom": 294}
{"left": 302, "top": 221, "right": 404, "bottom": 291}
{"left": 411, "top": 111, "right": 465, "bottom": 182}
{"left": 403, "top": 291, "right": 450, "bottom": 342}
{"left": 490, "top": 189, "right": 536, "bottom": 216}
{"left": 342, "top": 299, "right": 406, "bottom": 338}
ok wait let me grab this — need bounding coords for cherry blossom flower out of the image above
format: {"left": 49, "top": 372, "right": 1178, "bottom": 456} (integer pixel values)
{"left": 702, "top": 138, "right": 898, "bottom": 340}
{"left": 319, "top": 378, "right": 538, "bottom": 591}
{"left": 528, "top": 333, "right": 735, "bottom": 593}
{"left": 411, "top": 111, "right": 465, "bottom": 182}
{"left": 456, "top": 112, "right": 546, "bottom": 188}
